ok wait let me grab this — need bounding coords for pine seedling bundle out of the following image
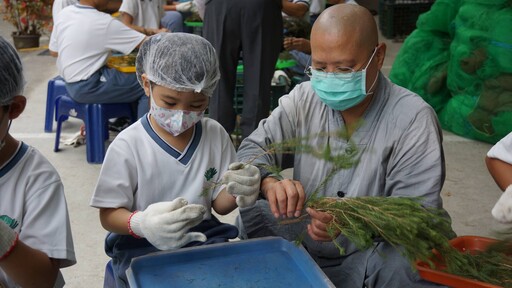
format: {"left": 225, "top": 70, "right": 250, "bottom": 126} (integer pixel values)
{"left": 307, "top": 196, "right": 454, "bottom": 264}
{"left": 306, "top": 196, "right": 512, "bottom": 287}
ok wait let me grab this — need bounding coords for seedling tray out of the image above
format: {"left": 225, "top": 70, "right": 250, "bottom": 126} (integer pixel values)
{"left": 126, "top": 237, "right": 334, "bottom": 288}
{"left": 107, "top": 55, "right": 136, "bottom": 73}
{"left": 416, "top": 236, "right": 505, "bottom": 288}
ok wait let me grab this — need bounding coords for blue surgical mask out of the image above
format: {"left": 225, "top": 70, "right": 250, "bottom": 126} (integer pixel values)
{"left": 308, "top": 48, "right": 379, "bottom": 111}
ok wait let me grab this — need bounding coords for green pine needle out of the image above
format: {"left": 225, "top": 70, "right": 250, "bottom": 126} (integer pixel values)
{"left": 306, "top": 196, "right": 512, "bottom": 287}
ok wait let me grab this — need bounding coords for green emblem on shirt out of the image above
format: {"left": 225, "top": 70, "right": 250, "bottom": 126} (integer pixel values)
{"left": 0, "top": 215, "right": 19, "bottom": 229}
{"left": 201, "top": 167, "right": 218, "bottom": 197}
{"left": 204, "top": 167, "right": 218, "bottom": 181}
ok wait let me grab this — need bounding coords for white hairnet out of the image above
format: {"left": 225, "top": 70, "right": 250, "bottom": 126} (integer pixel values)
{"left": 136, "top": 32, "right": 220, "bottom": 97}
{"left": 0, "top": 37, "right": 24, "bottom": 106}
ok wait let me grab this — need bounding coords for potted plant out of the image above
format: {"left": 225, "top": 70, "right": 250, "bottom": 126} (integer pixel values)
{"left": 1, "top": 0, "right": 53, "bottom": 49}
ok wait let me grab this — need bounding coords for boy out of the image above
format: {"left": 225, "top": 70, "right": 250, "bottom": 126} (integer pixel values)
{"left": 0, "top": 37, "right": 76, "bottom": 288}
{"left": 90, "top": 33, "right": 261, "bottom": 287}
{"left": 49, "top": 0, "right": 148, "bottom": 118}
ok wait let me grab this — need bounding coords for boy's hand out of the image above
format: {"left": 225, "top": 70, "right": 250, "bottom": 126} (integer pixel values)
{"left": 221, "top": 162, "right": 261, "bottom": 208}
{"left": 492, "top": 185, "right": 512, "bottom": 223}
{"left": 0, "top": 220, "right": 17, "bottom": 260}
{"left": 129, "top": 198, "right": 207, "bottom": 250}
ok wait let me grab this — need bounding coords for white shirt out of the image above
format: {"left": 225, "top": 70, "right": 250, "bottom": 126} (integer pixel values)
{"left": 90, "top": 116, "right": 236, "bottom": 219}
{"left": 488, "top": 132, "right": 512, "bottom": 164}
{"left": 52, "top": 0, "right": 77, "bottom": 23}
{"left": 119, "top": 0, "right": 165, "bottom": 29}
{"left": 49, "top": 4, "right": 145, "bottom": 83}
{"left": 0, "top": 143, "right": 76, "bottom": 288}
{"left": 283, "top": 0, "right": 311, "bottom": 22}
{"left": 309, "top": 0, "right": 325, "bottom": 15}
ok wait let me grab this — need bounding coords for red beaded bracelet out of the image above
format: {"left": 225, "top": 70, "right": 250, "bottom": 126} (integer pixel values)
{"left": 127, "top": 211, "right": 141, "bottom": 239}
{"left": 0, "top": 233, "right": 19, "bottom": 261}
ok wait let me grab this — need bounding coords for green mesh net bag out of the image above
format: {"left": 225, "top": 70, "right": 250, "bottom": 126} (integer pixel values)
{"left": 389, "top": 29, "right": 452, "bottom": 113}
{"left": 416, "top": 0, "right": 462, "bottom": 34}
{"left": 390, "top": 0, "right": 512, "bottom": 144}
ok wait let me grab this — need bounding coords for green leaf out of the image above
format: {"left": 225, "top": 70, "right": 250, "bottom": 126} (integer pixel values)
{"left": 204, "top": 167, "right": 217, "bottom": 181}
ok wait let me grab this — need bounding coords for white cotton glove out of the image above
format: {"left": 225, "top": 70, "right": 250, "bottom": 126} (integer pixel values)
{"left": 176, "top": 1, "right": 198, "bottom": 13}
{"left": 221, "top": 162, "right": 261, "bottom": 208}
{"left": 492, "top": 185, "right": 512, "bottom": 223}
{"left": 129, "top": 198, "right": 207, "bottom": 250}
{"left": 0, "top": 220, "right": 17, "bottom": 260}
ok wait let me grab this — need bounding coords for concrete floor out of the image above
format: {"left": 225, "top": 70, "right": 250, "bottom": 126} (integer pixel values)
{"left": 0, "top": 15, "right": 506, "bottom": 288}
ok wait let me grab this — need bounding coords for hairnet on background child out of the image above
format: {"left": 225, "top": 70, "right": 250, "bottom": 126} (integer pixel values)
{"left": 0, "top": 37, "right": 24, "bottom": 106}
{"left": 136, "top": 32, "right": 220, "bottom": 97}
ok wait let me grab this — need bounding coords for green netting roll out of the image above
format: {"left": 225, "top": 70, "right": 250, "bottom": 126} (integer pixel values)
{"left": 462, "top": 0, "right": 510, "bottom": 5}
{"left": 446, "top": 43, "right": 484, "bottom": 95}
{"left": 487, "top": 8, "right": 512, "bottom": 72}
{"left": 455, "top": 2, "right": 502, "bottom": 32}
{"left": 416, "top": 0, "right": 462, "bottom": 34}
{"left": 439, "top": 94, "right": 512, "bottom": 143}
{"left": 391, "top": 0, "right": 512, "bottom": 143}
{"left": 390, "top": 30, "right": 452, "bottom": 113}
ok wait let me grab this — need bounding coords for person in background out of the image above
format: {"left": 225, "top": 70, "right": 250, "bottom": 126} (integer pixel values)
{"left": 486, "top": 132, "right": 512, "bottom": 223}
{"left": 198, "top": 0, "right": 283, "bottom": 140}
{"left": 282, "top": 0, "right": 311, "bottom": 21}
{"left": 309, "top": 0, "right": 325, "bottom": 24}
{"left": 90, "top": 33, "right": 261, "bottom": 287}
{"left": 235, "top": 4, "right": 453, "bottom": 287}
{"left": 119, "top": 0, "right": 170, "bottom": 35}
{"left": 327, "top": 0, "right": 358, "bottom": 6}
{"left": 120, "top": 0, "right": 186, "bottom": 35}
{"left": 283, "top": 0, "right": 358, "bottom": 84}
{"left": 52, "top": 0, "right": 78, "bottom": 23}
{"left": 162, "top": 0, "right": 197, "bottom": 33}
{"left": 53, "top": 0, "right": 122, "bottom": 17}
{"left": 0, "top": 36, "right": 76, "bottom": 288}
{"left": 49, "top": 0, "right": 149, "bottom": 119}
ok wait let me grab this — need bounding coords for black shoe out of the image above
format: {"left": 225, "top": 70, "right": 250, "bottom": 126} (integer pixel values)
{"left": 108, "top": 117, "right": 131, "bottom": 132}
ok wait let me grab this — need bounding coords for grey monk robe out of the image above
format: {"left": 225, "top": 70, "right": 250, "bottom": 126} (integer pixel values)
{"left": 236, "top": 73, "right": 453, "bottom": 288}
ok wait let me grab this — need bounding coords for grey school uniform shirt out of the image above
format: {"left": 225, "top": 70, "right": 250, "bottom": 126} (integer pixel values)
{"left": 236, "top": 72, "right": 450, "bottom": 260}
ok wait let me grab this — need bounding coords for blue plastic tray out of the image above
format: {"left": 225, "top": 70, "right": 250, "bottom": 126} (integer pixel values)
{"left": 126, "top": 237, "right": 334, "bottom": 287}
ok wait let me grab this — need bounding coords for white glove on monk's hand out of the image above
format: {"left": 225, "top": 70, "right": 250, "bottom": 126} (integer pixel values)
{"left": 0, "top": 220, "right": 17, "bottom": 260}
{"left": 222, "top": 162, "right": 261, "bottom": 208}
{"left": 492, "top": 185, "right": 512, "bottom": 223}
{"left": 176, "top": 1, "right": 198, "bottom": 13}
{"left": 129, "top": 198, "right": 207, "bottom": 250}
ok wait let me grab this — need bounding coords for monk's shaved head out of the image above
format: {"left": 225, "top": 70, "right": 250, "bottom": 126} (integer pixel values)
{"left": 308, "top": 3, "right": 386, "bottom": 113}
{"left": 312, "top": 4, "right": 378, "bottom": 53}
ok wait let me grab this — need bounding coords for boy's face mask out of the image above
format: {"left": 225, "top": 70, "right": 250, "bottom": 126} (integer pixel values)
{"left": 149, "top": 86, "right": 204, "bottom": 136}
{"left": 308, "top": 48, "right": 379, "bottom": 111}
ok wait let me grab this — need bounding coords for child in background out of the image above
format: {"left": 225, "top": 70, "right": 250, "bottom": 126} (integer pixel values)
{"left": 0, "top": 37, "right": 76, "bottom": 288}
{"left": 49, "top": 0, "right": 148, "bottom": 118}
{"left": 486, "top": 132, "right": 512, "bottom": 223}
{"left": 90, "top": 33, "right": 261, "bottom": 287}
{"left": 119, "top": 0, "right": 182, "bottom": 35}
{"left": 52, "top": 0, "right": 78, "bottom": 23}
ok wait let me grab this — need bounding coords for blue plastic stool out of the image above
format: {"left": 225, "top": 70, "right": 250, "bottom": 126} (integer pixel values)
{"left": 45, "top": 76, "right": 68, "bottom": 133}
{"left": 54, "top": 94, "right": 136, "bottom": 164}
{"left": 103, "top": 260, "right": 116, "bottom": 288}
